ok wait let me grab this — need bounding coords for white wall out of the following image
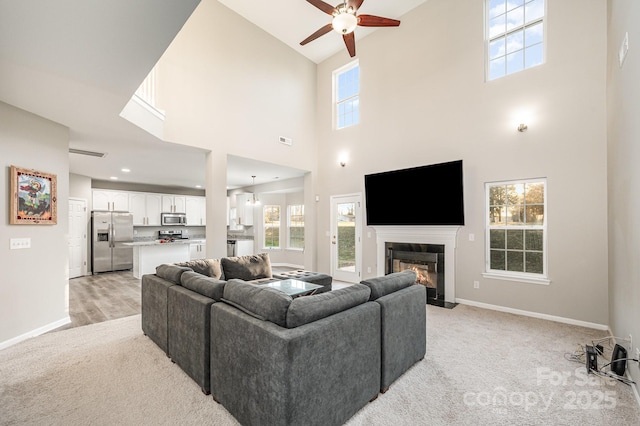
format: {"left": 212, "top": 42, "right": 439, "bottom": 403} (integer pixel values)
{"left": 0, "top": 101, "right": 70, "bottom": 347}
{"left": 155, "top": 0, "right": 318, "bottom": 261}
{"left": 606, "top": 0, "right": 640, "bottom": 388}
{"left": 69, "top": 173, "right": 92, "bottom": 274}
{"left": 315, "top": 0, "right": 609, "bottom": 324}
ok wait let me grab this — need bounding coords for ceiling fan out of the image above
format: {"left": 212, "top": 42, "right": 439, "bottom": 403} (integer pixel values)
{"left": 300, "top": 0, "right": 401, "bottom": 58}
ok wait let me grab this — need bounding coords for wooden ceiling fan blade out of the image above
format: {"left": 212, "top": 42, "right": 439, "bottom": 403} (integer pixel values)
{"left": 357, "top": 14, "right": 401, "bottom": 27}
{"left": 343, "top": 32, "right": 356, "bottom": 57}
{"left": 300, "top": 23, "right": 334, "bottom": 45}
{"left": 306, "top": 0, "right": 337, "bottom": 15}
{"left": 347, "top": 0, "right": 365, "bottom": 11}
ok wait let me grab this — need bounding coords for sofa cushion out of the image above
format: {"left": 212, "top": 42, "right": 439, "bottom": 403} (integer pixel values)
{"left": 360, "top": 270, "right": 417, "bottom": 301}
{"left": 180, "top": 271, "right": 226, "bottom": 301}
{"left": 285, "top": 284, "right": 371, "bottom": 329}
{"left": 156, "top": 264, "right": 193, "bottom": 285}
{"left": 175, "top": 258, "right": 223, "bottom": 279}
{"left": 221, "top": 253, "right": 272, "bottom": 281}
{"left": 222, "top": 279, "right": 292, "bottom": 327}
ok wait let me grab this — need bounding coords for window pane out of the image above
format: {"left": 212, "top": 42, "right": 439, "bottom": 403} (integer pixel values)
{"left": 489, "top": 185, "right": 507, "bottom": 205}
{"left": 488, "top": 0, "right": 506, "bottom": 19}
{"left": 525, "top": 182, "right": 544, "bottom": 203}
{"left": 525, "top": 43, "right": 544, "bottom": 68}
{"left": 525, "top": 205, "right": 544, "bottom": 224}
{"left": 490, "top": 250, "right": 506, "bottom": 270}
{"left": 489, "top": 37, "right": 505, "bottom": 60}
{"left": 525, "top": 251, "right": 543, "bottom": 273}
{"left": 506, "top": 6, "right": 524, "bottom": 30}
{"left": 525, "top": 0, "right": 544, "bottom": 24}
{"left": 489, "top": 57, "right": 506, "bottom": 80}
{"left": 506, "top": 50, "right": 524, "bottom": 75}
{"left": 490, "top": 206, "right": 507, "bottom": 225}
{"left": 506, "top": 30, "right": 524, "bottom": 54}
{"left": 490, "top": 229, "right": 506, "bottom": 249}
{"left": 524, "top": 22, "right": 543, "bottom": 47}
{"left": 507, "top": 205, "right": 524, "bottom": 225}
{"left": 525, "top": 229, "right": 543, "bottom": 251}
{"left": 489, "top": 14, "right": 506, "bottom": 38}
{"left": 507, "top": 229, "right": 523, "bottom": 250}
{"left": 507, "top": 184, "right": 525, "bottom": 204}
{"left": 506, "top": 251, "right": 524, "bottom": 272}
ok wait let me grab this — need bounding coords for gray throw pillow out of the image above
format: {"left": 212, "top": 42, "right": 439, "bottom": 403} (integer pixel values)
{"left": 222, "top": 279, "right": 292, "bottom": 327}
{"left": 360, "top": 270, "right": 417, "bottom": 301}
{"left": 286, "top": 284, "right": 370, "bottom": 328}
{"left": 181, "top": 271, "right": 226, "bottom": 301}
{"left": 221, "top": 253, "right": 273, "bottom": 281}
{"left": 175, "top": 258, "right": 223, "bottom": 279}
{"left": 156, "top": 264, "right": 193, "bottom": 284}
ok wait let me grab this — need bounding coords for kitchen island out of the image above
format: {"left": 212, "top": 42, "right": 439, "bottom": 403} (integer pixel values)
{"left": 125, "top": 240, "right": 204, "bottom": 279}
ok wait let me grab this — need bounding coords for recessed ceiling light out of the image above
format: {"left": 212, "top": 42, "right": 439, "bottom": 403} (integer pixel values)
{"left": 110, "top": 176, "right": 118, "bottom": 180}
{"left": 121, "top": 168, "right": 130, "bottom": 173}
{"left": 195, "top": 185, "right": 202, "bottom": 188}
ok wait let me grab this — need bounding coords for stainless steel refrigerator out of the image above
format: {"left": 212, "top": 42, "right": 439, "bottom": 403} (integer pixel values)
{"left": 91, "top": 211, "right": 134, "bottom": 273}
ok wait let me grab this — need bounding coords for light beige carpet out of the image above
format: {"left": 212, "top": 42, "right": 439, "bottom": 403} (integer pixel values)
{"left": 1, "top": 304, "right": 639, "bottom": 425}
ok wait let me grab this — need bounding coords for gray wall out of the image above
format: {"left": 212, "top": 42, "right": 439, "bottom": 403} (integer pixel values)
{"left": 315, "top": 0, "right": 608, "bottom": 325}
{"left": 0, "top": 101, "right": 70, "bottom": 346}
{"left": 606, "top": 0, "right": 640, "bottom": 390}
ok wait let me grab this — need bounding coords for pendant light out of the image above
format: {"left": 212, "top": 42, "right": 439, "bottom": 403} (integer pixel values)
{"left": 248, "top": 176, "right": 260, "bottom": 205}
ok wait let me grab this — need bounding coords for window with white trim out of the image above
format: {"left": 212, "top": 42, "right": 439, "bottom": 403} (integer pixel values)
{"left": 487, "top": 0, "right": 545, "bottom": 81}
{"left": 263, "top": 205, "right": 280, "bottom": 249}
{"left": 334, "top": 61, "right": 359, "bottom": 129}
{"left": 287, "top": 205, "right": 304, "bottom": 250}
{"left": 485, "top": 179, "right": 548, "bottom": 283}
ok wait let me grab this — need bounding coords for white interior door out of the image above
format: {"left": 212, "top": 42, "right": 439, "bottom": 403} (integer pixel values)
{"left": 330, "top": 193, "right": 362, "bottom": 283}
{"left": 68, "top": 198, "right": 87, "bottom": 278}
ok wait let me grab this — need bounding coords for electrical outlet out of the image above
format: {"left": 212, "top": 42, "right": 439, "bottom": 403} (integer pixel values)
{"left": 367, "top": 267, "right": 371, "bottom": 273}
{"left": 473, "top": 280, "right": 479, "bottom": 289}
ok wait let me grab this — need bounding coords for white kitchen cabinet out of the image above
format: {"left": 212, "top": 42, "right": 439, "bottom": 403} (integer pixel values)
{"left": 186, "top": 196, "right": 206, "bottom": 226}
{"left": 162, "top": 195, "right": 186, "bottom": 213}
{"left": 235, "top": 193, "right": 254, "bottom": 226}
{"left": 92, "top": 190, "right": 129, "bottom": 211}
{"left": 189, "top": 241, "right": 207, "bottom": 260}
{"left": 236, "top": 240, "right": 254, "bottom": 256}
{"left": 130, "top": 192, "right": 162, "bottom": 226}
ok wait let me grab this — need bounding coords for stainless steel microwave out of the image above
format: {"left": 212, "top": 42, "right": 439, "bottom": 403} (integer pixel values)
{"left": 161, "top": 212, "right": 187, "bottom": 226}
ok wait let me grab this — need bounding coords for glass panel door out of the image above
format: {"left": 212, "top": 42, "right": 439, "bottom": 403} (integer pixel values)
{"left": 330, "top": 194, "right": 362, "bottom": 283}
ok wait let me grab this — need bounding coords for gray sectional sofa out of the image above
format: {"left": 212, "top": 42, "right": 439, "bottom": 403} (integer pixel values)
{"left": 141, "top": 253, "right": 426, "bottom": 426}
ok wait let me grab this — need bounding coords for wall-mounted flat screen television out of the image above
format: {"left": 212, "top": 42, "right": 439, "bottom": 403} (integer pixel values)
{"left": 364, "top": 160, "right": 464, "bottom": 226}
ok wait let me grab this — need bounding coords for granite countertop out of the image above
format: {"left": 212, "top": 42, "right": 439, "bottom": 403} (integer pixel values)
{"left": 226, "top": 236, "right": 254, "bottom": 241}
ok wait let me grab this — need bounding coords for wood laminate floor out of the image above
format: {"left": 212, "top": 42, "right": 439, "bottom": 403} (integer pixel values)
{"left": 59, "top": 267, "right": 350, "bottom": 332}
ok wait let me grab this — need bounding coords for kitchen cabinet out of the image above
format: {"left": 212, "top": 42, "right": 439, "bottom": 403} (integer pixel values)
{"left": 129, "top": 192, "right": 162, "bottom": 226}
{"left": 186, "top": 196, "right": 206, "bottom": 226}
{"left": 235, "top": 193, "right": 254, "bottom": 226}
{"left": 189, "top": 241, "right": 207, "bottom": 260}
{"left": 162, "top": 195, "right": 186, "bottom": 213}
{"left": 92, "top": 190, "right": 129, "bottom": 211}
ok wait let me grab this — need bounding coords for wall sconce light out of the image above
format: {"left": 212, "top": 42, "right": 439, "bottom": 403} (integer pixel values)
{"left": 340, "top": 160, "right": 346, "bottom": 167}
{"left": 517, "top": 123, "right": 528, "bottom": 132}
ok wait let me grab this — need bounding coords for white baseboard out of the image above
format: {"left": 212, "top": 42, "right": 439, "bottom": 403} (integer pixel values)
{"left": 455, "top": 298, "right": 608, "bottom": 331}
{"left": 0, "top": 316, "right": 71, "bottom": 351}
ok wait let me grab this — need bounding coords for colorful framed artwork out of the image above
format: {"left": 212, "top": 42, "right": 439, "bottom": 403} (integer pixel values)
{"left": 10, "top": 165, "right": 58, "bottom": 225}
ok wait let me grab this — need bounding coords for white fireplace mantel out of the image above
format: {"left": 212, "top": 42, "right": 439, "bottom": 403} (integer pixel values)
{"left": 372, "top": 226, "right": 461, "bottom": 303}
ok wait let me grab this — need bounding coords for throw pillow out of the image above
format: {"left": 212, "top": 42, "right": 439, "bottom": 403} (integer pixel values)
{"left": 221, "top": 253, "right": 273, "bottom": 281}
{"left": 175, "top": 258, "right": 223, "bottom": 279}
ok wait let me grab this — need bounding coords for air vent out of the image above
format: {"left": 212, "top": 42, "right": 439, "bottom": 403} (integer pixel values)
{"left": 69, "top": 148, "right": 107, "bottom": 158}
{"left": 279, "top": 136, "right": 292, "bottom": 146}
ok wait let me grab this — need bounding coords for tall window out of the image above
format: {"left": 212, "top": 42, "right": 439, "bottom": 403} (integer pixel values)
{"left": 485, "top": 179, "right": 548, "bottom": 284}
{"left": 288, "top": 205, "right": 305, "bottom": 250}
{"left": 263, "top": 205, "right": 280, "bottom": 249}
{"left": 334, "top": 61, "right": 359, "bottom": 129}
{"left": 487, "top": 0, "right": 545, "bottom": 81}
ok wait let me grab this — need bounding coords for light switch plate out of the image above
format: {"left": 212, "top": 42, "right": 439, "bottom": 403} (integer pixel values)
{"left": 10, "top": 238, "right": 31, "bottom": 250}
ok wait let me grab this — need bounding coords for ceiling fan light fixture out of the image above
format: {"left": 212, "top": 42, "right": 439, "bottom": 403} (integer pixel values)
{"left": 332, "top": 11, "right": 357, "bottom": 34}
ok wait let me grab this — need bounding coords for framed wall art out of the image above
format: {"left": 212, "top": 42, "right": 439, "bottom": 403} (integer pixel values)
{"left": 10, "top": 165, "right": 57, "bottom": 225}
